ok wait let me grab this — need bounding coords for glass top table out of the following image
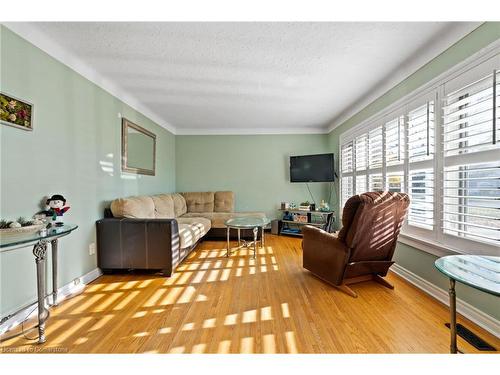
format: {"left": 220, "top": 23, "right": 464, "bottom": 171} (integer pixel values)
{"left": 0, "top": 224, "right": 78, "bottom": 250}
{"left": 0, "top": 223, "right": 78, "bottom": 344}
{"left": 225, "top": 216, "right": 271, "bottom": 229}
{"left": 434, "top": 255, "right": 500, "bottom": 353}
{"left": 435, "top": 255, "right": 500, "bottom": 296}
{"left": 225, "top": 217, "right": 270, "bottom": 258}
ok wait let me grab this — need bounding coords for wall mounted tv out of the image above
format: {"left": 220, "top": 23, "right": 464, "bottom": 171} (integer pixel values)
{"left": 290, "top": 153, "right": 335, "bottom": 183}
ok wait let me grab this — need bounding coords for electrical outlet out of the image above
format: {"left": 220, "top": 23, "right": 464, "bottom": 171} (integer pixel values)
{"left": 89, "top": 242, "right": 96, "bottom": 255}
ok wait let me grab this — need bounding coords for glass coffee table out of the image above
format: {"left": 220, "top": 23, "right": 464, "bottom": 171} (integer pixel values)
{"left": 435, "top": 255, "right": 500, "bottom": 353}
{"left": 225, "top": 217, "right": 270, "bottom": 259}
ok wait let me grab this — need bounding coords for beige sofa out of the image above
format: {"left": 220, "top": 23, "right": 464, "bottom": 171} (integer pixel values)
{"left": 96, "top": 191, "right": 265, "bottom": 276}
{"left": 109, "top": 191, "right": 265, "bottom": 249}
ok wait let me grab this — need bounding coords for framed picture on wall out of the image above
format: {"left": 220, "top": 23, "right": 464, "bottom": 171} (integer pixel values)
{"left": 0, "top": 92, "right": 34, "bottom": 131}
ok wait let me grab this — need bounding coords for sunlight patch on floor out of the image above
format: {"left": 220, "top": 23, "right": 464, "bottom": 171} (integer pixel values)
{"left": 263, "top": 334, "right": 276, "bottom": 353}
{"left": 242, "top": 309, "right": 257, "bottom": 323}
{"left": 217, "top": 340, "right": 231, "bottom": 353}
{"left": 240, "top": 337, "right": 254, "bottom": 353}
{"left": 261, "top": 306, "right": 273, "bottom": 321}
{"left": 202, "top": 318, "right": 216, "bottom": 328}
{"left": 89, "top": 314, "right": 114, "bottom": 331}
{"left": 285, "top": 331, "right": 298, "bottom": 353}
{"left": 114, "top": 290, "right": 140, "bottom": 311}
{"left": 281, "top": 303, "right": 290, "bottom": 318}
{"left": 224, "top": 313, "right": 238, "bottom": 325}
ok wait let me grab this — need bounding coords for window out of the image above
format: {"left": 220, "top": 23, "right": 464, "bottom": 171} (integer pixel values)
{"left": 339, "top": 50, "right": 500, "bottom": 253}
{"left": 442, "top": 67, "right": 500, "bottom": 246}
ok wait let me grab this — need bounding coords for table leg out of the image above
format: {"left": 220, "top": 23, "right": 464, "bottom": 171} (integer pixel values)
{"left": 449, "top": 278, "right": 457, "bottom": 354}
{"left": 261, "top": 226, "right": 265, "bottom": 248}
{"left": 226, "top": 227, "right": 230, "bottom": 257}
{"left": 33, "top": 240, "right": 48, "bottom": 344}
{"left": 253, "top": 227, "right": 258, "bottom": 259}
{"left": 238, "top": 228, "right": 241, "bottom": 247}
{"left": 51, "top": 239, "right": 58, "bottom": 306}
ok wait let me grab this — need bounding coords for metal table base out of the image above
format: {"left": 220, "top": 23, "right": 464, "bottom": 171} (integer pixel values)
{"left": 32, "top": 238, "right": 60, "bottom": 344}
{"left": 226, "top": 226, "right": 265, "bottom": 259}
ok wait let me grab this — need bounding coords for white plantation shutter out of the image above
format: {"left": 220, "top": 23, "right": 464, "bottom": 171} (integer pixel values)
{"left": 367, "top": 126, "right": 383, "bottom": 192}
{"left": 368, "top": 126, "right": 383, "bottom": 169}
{"left": 408, "top": 102, "right": 435, "bottom": 162}
{"left": 341, "top": 142, "right": 353, "bottom": 174}
{"left": 355, "top": 134, "right": 368, "bottom": 171}
{"left": 443, "top": 70, "right": 499, "bottom": 156}
{"left": 369, "top": 173, "right": 383, "bottom": 191}
{"left": 408, "top": 169, "right": 434, "bottom": 230}
{"left": 341, "top": 176, "right": 353, "bottom": 208}
{"left": 443, "top": 162, "right": 500, "bottom": 244}
{"left": 385, "top": 116, "right": 405, "bottom": 166}
{"left": 340, "top": 142, "right": 354, "bottom": 209}
{"left": 442, "top": 61, "right": 500, "bottom": 246}
{"left": 355, "top": 175, "right": 367, "bottom": 195}
{"left": 407, "top": 97, "right": 435, "bottom": 230}
{"left": 387, "top": 171, "right": 405, "bottom": 193}
{"left": 385, "top": 114, "right": 405, "bottom": 195}
{"left": 354, "top": 134, "right": 368, "bottom": 195}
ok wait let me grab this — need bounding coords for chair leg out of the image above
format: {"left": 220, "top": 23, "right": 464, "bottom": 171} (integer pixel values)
{"left": 335, "top": 284, "right": 358, "bottom": 298}
{"left": 373, "top": 274, "right": 394, "bottom": 289}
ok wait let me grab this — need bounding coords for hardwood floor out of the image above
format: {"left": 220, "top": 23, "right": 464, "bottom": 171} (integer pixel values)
{"left": 1, "top": 234, "right": 498, "bottom": 353}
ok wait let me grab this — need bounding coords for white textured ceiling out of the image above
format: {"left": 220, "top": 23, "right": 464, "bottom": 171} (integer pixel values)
{"left": 7, "top": 22, "right": 481, "bottom": 133}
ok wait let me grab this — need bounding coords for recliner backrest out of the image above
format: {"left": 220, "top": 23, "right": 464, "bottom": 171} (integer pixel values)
{"left": 338, "top": 192, "right": 410, "bottom": 262}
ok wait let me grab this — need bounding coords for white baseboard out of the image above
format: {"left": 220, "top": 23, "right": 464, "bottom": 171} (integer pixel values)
{"left": 0, "top": 268, "right": 102, "bottom": 336}
{"left": 391, "top": 263, "right": 500, "bottom": 338}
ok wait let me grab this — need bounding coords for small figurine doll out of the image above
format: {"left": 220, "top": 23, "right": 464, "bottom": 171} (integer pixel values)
{"left": 44, "top": 194, "right": 70, "bottom": 226}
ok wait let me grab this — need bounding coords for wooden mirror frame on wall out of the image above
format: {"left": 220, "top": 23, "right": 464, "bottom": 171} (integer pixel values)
{"left": 121, "top": 118, "right": 156, "bottom": 176}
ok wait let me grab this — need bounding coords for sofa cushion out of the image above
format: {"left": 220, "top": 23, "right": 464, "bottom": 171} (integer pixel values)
{"left": 152, "top": 194, "right": 175, "bottom": 219}
{"left": 181, "top": 211, "right": 266, "bottom": 228}
{"left": 181, "top": 192, "right": 215, "bottom": 213}
{"left": 110, "top": 196, "right": 156, "bottom": 219}
{"left": 214, "top": 191, "right": 234, "bottom": 212}
{"left": 177, "top": 217, "right": 211, "bottom": 249}
{"left": 171, "top": 193, "right": 187, "bottom": 217}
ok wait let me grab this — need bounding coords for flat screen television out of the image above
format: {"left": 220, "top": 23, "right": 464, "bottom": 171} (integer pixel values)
{"left": 290, "top": 153, "right": 335, "bottom": 182}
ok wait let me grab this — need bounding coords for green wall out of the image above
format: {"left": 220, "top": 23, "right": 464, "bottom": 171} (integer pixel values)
{"left": 176, "top": 135, "right": 332, "bottom": 219}
{"left": 328, "top": 22, "right": 500, "bottom": 320}
{"left": 0, "top": 26, "right": 176, "bottom": 317}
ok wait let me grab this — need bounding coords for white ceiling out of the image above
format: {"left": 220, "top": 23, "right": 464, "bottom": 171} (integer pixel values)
{"left": 6, "top": 22, "right": 481, "bottom": 134}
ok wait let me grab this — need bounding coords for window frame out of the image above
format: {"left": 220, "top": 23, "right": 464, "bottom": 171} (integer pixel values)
{"left": 338, "top": 42, "right": 500, "bottom": 256}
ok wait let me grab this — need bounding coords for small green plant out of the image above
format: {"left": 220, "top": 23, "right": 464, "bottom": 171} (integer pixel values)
{"left": 300, "top": 201, "right": 310, "bottom": 206}
{"left": 0, "top": 217, "right": 37, "bottom": 229}
{"left": 17, "top": 217, "right": 35, "bottom": 226}
{"left": 0, "top": 220, "right": 13, "bottom": 229}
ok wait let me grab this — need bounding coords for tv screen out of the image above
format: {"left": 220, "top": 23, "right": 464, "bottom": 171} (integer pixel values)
{"left": 290, "top": 153, "right": 334, "bottom": 182}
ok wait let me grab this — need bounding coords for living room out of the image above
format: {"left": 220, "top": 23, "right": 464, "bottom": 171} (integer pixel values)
{"left": 0, "top": 1, "right": 499, "bottom": 372}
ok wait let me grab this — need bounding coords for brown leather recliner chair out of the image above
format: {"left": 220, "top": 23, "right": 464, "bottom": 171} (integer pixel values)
{"left": 302, "top": 192, "right": 410, "bottom": 297}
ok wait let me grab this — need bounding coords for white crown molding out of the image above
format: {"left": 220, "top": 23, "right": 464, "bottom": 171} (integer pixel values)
{"left": 176, "top": 126, "right": 329, "bottom": 135}
{"left": 2, "top": 22, "right": 177, "bottom": 134}
{"left": 327, "top": 22, "right": 483, "bottom": 134}
{"left": 0, "top": 267, "right": 102, "bottom": 336}
{"left": 390, "top": 264, "right": 499, "bottom": 339}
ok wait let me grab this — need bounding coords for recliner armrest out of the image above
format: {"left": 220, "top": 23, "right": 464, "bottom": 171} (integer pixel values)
{"left": 301, "top": 225, "right": 351, "bottom": 286}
